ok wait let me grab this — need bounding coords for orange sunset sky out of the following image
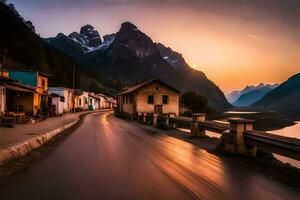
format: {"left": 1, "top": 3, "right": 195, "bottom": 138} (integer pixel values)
{"left": 9, "top": 0, "right": 300, "bottom": 93}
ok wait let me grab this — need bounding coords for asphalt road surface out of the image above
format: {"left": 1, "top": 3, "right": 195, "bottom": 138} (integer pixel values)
{"left": 0, "top": 112, "right": 299, "bottom": 200}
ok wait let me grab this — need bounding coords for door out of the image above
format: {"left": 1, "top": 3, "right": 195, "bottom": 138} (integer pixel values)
{"left": 154, "top": 105, "right": 163, "bottom": 114}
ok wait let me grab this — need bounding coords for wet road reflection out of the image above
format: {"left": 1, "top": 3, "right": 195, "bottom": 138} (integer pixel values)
{"left": 0, "top": 112, "right": 299, "bottom": 200}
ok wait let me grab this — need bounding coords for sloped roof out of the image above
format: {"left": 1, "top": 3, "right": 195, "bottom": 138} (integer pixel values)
{"left": 119, "top": 79, "right": 180, "bottom": 95}
{"left": 88, "top": 93, "right": 100, "bottom": 99}
{"left": 0, "top": 77, "right": 35, "bottom": 93}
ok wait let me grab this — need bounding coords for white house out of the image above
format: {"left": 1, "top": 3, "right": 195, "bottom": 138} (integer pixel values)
{"left": 77, "top": 91, "right": 89, "bottom": 110}
{"left": 48, "top": 87, "right": 74, "bottom": 113}
{"left": 88, "top": 93, "right": 100, "bottom": 110}
{"left": 97, "top": 94, "right": 115, "bottom": 109}
{"left": 49, "top": 93, "right": 64, "bottom": 114}
{"left": 96, "top": 94, "right": 107, "bottom": 109}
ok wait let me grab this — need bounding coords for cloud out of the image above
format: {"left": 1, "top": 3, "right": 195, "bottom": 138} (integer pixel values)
{"left": 247, "top": 34, "right": 277, "bottom": 43}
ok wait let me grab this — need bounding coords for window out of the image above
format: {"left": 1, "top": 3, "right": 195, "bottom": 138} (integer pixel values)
{"left": 163, "top": 95, "right": 169, "bottom": 104}
{"left": 122, "top": 96, "right": 125, "bottom": 104}
{"left": 90, "top": 98, "right": 93, "bottom": 105}
{"left": 129, "top": 95, "right": 133, "bottom": 104}
{"left": 60, "top": 96, "right": 65, "bottom": 102}
{"left": 147, "top": 95, "right": 154, "bottom": 104}
{"left": 79, "top": 99, "right": 82, "bottom": 106}
{"left": 41, "top": 79, "right": 45, "bottom": 87}
{"left": 84, "top": 97, "right": 88, "bottom": 104}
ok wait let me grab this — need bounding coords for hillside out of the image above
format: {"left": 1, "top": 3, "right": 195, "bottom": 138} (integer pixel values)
{"left": 233, "top": 85, "right": 276, "bottom": 107}
{"left": 0, "top": 3, "right": 117, "bottom": 95}
{"left": 46, "top": 22, "right": 231, "bottom": 108}
{"left": 253, "top": 73, "right": 300, "bottom": 108}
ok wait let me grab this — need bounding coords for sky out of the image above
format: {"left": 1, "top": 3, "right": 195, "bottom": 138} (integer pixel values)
{"left": 8, "top": 0, "right": 300, "bottom": 93}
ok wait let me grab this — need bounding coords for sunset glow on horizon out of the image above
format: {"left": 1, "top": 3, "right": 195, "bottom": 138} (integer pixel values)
{"left": 9, "top": 0, "right": 300, "bottom": 93}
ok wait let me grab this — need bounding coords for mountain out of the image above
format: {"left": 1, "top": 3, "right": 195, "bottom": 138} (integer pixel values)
{"left": 227, "top": 83, "right": 278, "bottom": 105}
{"left": 233, "top": 86, "right": 275, "bottom": 107}
{"left": 46, "top": 22, "right": 231, "bottom": 108}
{"left": 253, "top": 73, "right": 300, "bottom": 108}
{"left": 227, "top": 86, "right": 256, "bottom": 103}
{"left": 0, "top": 3, "right": 117, "bottom": 95}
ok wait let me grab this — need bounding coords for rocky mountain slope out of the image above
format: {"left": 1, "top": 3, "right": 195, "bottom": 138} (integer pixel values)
{"left": 0, "top": 3, "right": 116, "bottom": 95}
{"left": 46, "top": 22, "right": 231, "bottom": 108}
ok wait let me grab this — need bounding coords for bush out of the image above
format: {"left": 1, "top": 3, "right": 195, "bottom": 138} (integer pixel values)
{"left": 180, "top": 91, "right": 214, "bottom": 118}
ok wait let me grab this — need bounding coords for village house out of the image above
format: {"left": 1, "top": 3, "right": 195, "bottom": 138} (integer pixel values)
{"left": 77, "top": 91, "right": 89, "bottom": 111}
{"left": 96, "top": 94, "right": 108, "bottom": 109}
{"left": 48, "top": 93, "right": 64, "bottom": 115}
{"left": 96, "top": 93, "right": 116, "bottom": 109}
{"left": 48, "top": 87, "right": 74, "bottom": 113}
{"left": 0, "top": 77, "right": 36, "bottom": 124}
{"left": 116, "top": 79, "right": 180, "bottom": 118}
{"left": 4, "top": 70, "right": 49, "bottom": 115}
{"left": 88, "top": 93, "right": 100, "bottom": 110}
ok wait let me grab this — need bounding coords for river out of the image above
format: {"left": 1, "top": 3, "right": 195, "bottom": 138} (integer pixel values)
{"left": 269, "top": 122, "right": 300, "bottom": 168}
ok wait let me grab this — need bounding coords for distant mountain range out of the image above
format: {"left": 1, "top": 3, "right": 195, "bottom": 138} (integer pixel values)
{"left": 45, "top": 22, "right": 231, "bottom": 108}
{"left": 227, "top": 83, "right": 278, "bottom": 106}
{"left": 233, "top": 83, "right": 278, "bottom": 107}
{"left": 253, "top": 73, "right": 300, "bottom": 108}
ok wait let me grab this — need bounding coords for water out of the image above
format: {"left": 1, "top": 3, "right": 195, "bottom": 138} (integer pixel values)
{"left": 269, "top": 122, "right": 300, "bottom": 168}
{"left": 269, "top": 121, "right": 300, "bottom": 139}
{"left": 224, "top": 111, "right": 259, "bottom": 114}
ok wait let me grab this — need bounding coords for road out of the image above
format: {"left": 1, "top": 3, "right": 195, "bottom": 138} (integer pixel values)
{"left": 0, "top": 112, "right": 299, "bottom": 200}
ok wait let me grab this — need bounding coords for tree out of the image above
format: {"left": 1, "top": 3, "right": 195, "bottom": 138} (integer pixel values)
{"left": 180, "top": 91, "right": 214, "bottom": 118}
{"left": 180, "top": 91, "right": 213, "bottom": 117}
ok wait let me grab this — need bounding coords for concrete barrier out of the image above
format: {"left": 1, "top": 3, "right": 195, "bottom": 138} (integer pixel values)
{"left": 220, "top": 118, "right": 256, "bottom": 156}
{"left": 191, "top": 113, "right": 206, "bottom": 137}
{"left": 0, "top": 120, "right": 79, "bottom": 165}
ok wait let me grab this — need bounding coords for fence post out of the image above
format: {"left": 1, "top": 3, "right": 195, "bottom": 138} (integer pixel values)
{"left": 143, "top": 113, "right": 147, "bottom": 123}
{"left": 168, "top": 113, "right": 176, "bottom": 129}
{"left": 153, "top": 113, "right": 158, "bottom": 127}
{"left": 220, "top": 118, "right": 256, "bottom": 155}
{"left": 138, "top": 112, "right": 142, "bottom": 122}
{"left": 191, "top": 113, "right": 206, "bottom": 137}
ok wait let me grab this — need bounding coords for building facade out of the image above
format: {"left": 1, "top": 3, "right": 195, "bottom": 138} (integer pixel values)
{"left": 0, "top": 84, "right": 5, "bottom": 115}
{"left": 117, "top": 79, "right": 180, "bottom": 116}
{"left": 5, "top": 70, "right": 49, "bottom": 115}
{"left": 88, "top": 93, "right": 100, "bottom": 110}
{"left": 0, "top": 77, "right": 36, "bottom": 115}
{"left": 48, "top": 87, "right": 74, "bottom": 113}
{"left": 77, "top": 91, "right": 89, "bottom": 111}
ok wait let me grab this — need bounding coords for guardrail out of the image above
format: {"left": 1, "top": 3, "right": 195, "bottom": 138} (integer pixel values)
{"left": 117, "top": 111, "right": 300, "bottom": 160}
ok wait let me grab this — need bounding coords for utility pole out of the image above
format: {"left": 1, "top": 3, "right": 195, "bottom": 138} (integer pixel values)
{"left": 0, "top": 48, "right": 8, "bottom": 78}
{"left": 72, "top": 64, "right": 75, "bottom": 113}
